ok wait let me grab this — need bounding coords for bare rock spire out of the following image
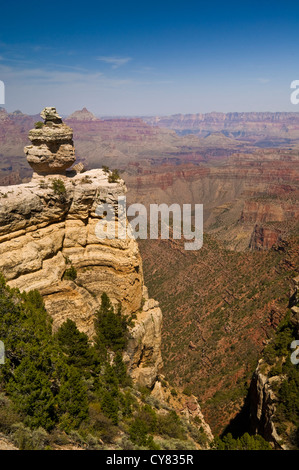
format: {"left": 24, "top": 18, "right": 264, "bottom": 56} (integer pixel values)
{"left": 24, "top": 107, "right": 76, "bottom": 176}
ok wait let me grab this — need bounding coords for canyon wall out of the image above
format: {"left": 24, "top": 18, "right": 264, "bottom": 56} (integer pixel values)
{"left": 249, "top": 277, "right": 299, "bottom": 449}
{"left": 143, "top": 112, "right": 299, "bottom": 143}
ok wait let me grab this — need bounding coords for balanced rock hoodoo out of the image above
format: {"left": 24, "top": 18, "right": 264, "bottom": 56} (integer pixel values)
{"left": 24, "top": 107, "right": 76, "bottom": 175}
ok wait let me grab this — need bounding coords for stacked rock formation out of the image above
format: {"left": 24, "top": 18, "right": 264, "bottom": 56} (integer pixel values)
{"left": 24, "top": 107, "right": 76, "bottom": 175}
{"left": 0, "top": 108, "right": 163, "bottom": 388}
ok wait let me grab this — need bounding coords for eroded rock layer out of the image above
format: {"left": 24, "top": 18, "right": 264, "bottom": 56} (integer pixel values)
{"left": 25, "top": 107, "right": 76, "bottom": 175}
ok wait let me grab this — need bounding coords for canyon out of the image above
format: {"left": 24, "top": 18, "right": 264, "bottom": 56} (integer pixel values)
{"left": 1, "top": 107, "right": 299, "bottom": 440}
{"left": 0, "top": 108, "right": 214, "bottom": 450}
{"left": 143, "top": 112, "right": 299, "bottom": 146}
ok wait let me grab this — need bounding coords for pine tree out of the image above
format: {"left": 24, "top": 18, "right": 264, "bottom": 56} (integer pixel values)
{"left": 100, "top": 390, "right": 119, "bottom": 425}
{"left": 114, "top": 351, "right": 131, "bottom": 386}
{"left": 6, "top": 357, "right": 55, "bottom": 430}
{"left": 94, "top": 293, "right": 128, "bottom": 354}
{"left": 57, "top": 366, "right": 89, "bottom": 431}
{"left": 56, "top": 318, "right": 94, "bottom": 370}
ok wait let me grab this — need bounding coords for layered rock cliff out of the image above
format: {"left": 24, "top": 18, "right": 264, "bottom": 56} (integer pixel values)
{"left": 143, "top": 111, "right": 299, "bottom": 143}
{"left": 249, "top": 360, "right": 286, "bottom": 449}
{"left": 0, "top": 107, "right": 162, "bottom": 389}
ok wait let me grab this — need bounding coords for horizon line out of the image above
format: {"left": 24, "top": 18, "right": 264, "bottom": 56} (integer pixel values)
{"left": 1, "top": 106, "right": 299, "bottom": 118}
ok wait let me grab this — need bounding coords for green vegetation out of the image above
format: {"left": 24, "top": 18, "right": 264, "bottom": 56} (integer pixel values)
{"left": 51, "top": 179, "right": 66, "bottom": 196}
{"left": 94, "top": 293, "right": 128, "bottom": 355}
{"left": 108, "top": 169, "right": 120, "bottom": 183}
{"left": 183, "top": 387, "right": 192, "bottom": 396}
{"left": 263, "top": 312, "right": 299, "bottom": 447}
{"left": 101, "top": 165, "right": 120, "bottom": 182}
{"left": 0, "top": 279, "right": 204, "bottom": 450}
{"left": 63, "top": 266, "right": 77, "bottom": 281}
{"left": 263, "top": 313, "right": 296, "bottom": 367}
{"left": 34, "top": 121, "right": 44, "bottom": 129}
{"left": 102, "top": 165, "right": 110, "bottom": 174}
{"left": 56, "top": 319, "right": 94, "bottom": 369}
{"left": 128, "top": 406, "right": 188, "bottom": 450}
{"left": 212, "top": 432, "right": 272, "bottom": 450}
{"left": 12, "top": 423, "right": 49, "bottom": 450}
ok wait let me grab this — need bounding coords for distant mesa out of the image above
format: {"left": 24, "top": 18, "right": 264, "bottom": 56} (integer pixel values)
{"left": 24, "top": 107, "right": 76, "bottom": 176}
{"left": 66, "top": 107, "right": 99, "bottom": 121}
{"left": 11, "top": 110, "right": 25, "bottom": 116}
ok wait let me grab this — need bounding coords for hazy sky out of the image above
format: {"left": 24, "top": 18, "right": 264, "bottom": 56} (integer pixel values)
{"left": 1, "top": 0, "right": 299, "bottom": 115}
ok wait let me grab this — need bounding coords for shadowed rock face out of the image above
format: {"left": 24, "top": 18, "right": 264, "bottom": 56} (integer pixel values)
{"left": 249, "top": 225, "right": 281, "bottom": 251}
{"left": 24, "top": 107, "right": 76, "bottom": 175}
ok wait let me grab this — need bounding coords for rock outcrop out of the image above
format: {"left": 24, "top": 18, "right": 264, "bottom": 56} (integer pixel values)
{"left": 24, "top": 107, "right": 76, "bottom": 176}
{"left": 249, "top": 360, "right": 286, "bottom": 449}
{"left": 249, "top": 224, "right": 281, "bottom": 251}
{"left": 0, "top": 434, "right": 17, "bottom": 451}
{"left": 249, "top": 277, "right": 299, "bottom": 449}
{"left": 151, "top": 380, "right": 214, "bottom": 447}
{"left": 125, "top": 292, "right": 163, "bottom": 387}
{"left": 0, "top": 108, "right": 162, "bottom": 388}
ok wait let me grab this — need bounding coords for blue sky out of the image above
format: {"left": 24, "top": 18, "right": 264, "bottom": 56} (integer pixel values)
{"left": 0, "top": 0, "right": 299, "bottom": 115}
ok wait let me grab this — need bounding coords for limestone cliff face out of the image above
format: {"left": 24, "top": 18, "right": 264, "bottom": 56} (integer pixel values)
{"left": 249, "top": 277, "right": 299, "bottom": 449}
{"left": 249, "top": 224, "right": 281, "bottom": 251}
{"left": 125, "top": 294, "right": 163, "bottom": 388}
{"left": 0, "top": 108, "right": 162, "bottom": 388}
{"left": 249, "top": 360, "right": 286, "bottom": 449}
